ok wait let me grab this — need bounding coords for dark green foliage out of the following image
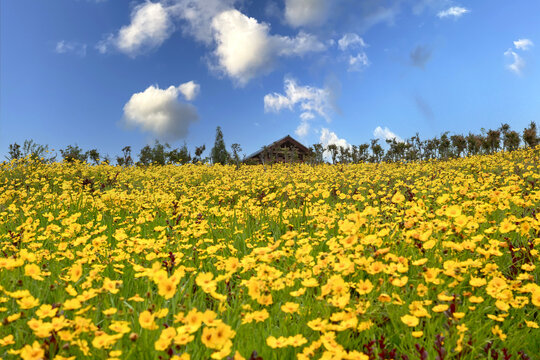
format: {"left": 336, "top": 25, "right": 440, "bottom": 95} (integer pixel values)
{"left": 6, "top": 140, "right": 55, "bottom": 163}
{"left": 523, "top": 121, "right": 538, "bottom": 148}
{"left": 137, "top": 141, "right": 191, "bottom": 166}
{"left": 116, "top": 146, "right": 133, "bottom": 166}
{"left": 87, "top": 149, "right": 101, "bottom": 165}
{"left": 211, "top": 126, "right": 230, "bottom": 165}
{"left": 60, "top": 144, "right": 88, "bottom": 163}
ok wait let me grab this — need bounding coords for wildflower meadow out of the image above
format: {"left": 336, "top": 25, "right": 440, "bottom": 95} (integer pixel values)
{"left": 1, "top": 148, "right": 539, "bottom": 360}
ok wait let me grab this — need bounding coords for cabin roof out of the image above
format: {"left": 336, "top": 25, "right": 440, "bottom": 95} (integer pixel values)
{"left": 247, "top": 135, "right": 310, "bottom": 159}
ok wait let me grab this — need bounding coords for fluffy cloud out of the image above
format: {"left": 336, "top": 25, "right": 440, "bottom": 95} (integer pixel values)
{"left": 98, "top": 1, "right": 326, "bottom": 83}
{"left": 504, "top": 39, "right": 533, "bottom": 76}
{"left": 320, "top": 128, "right": 351, "bottom": 160}
{"left": 265, "top": 78, "right": 335, "bottom": 138}
{"left": 410, "top": 45, "right": 432, "bottom": 69}
{"left": 168, "top": 0, "right": 237, "bottom": 44}
{"left": 55, "top": 41, "right": 87, "bottom": 57}
{"left": 348, "top": 52, "right": 370, "bottom": 72}
{"left": 514, "top": 39, "right": 534, "bottom": 51}
{"left": 504, "top": 49, "right": 525, "bottom": 75}
{"left": 98, "top": 2, "right": 174, "bottom": 56}
{"left": 338, "top": 33, "right": 366, "bottom": 51}
{"left": 264, "top": 77, "right": 333, "bottom": 121}
{"left": 373, "top": 126, "right": 403, "bottom": 143}
{"left": 336, "top": 33, "right": 369, "bottom": 72}
{"left": 123, "top": 82, "right": 199, "bottom": 140}
{"left": 211, "top": 10, "right": 325, "bottom": 85}
{"left": 295, "top": 121, "right": 310, "bottom": 137}
{"left": 178, "top": 81, "right": 200, "bottom": 101}
{"left": 284, "top": 0, "right": 329, "bottom": 27}
{"left": 437, "top": 6, "right": 470, "bottom": 19}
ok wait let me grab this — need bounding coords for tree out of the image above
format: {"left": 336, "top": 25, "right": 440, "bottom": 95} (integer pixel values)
{"left": 193, "top": 145, "right": 206, "bottom": 163}
{"left": 486, "top": 129, "right": 501, "bottom": 153}
{"left": 211, "top": 126, "right": 230, "bottom": 165}
{"left": 6, "top": 140, "right": 55, "bottom": 163}
{"left": 6, "top": 143, "right": 22, "bottom": 161}
{"left": 167, "top": 143, "right": 191, "bottom": 164}
{"left": 137, "top": 145, "right": 153, "bottom": 166}
{"left": 523, "top": 121, "right": 538, "bottom": 148}
{"left": 311, "top": 143, "right": 324, "bottom": 164}
{"left": 499, "top": 123, "right": 511, "bottom": 151}
{"left": 370, "top": 139, "right": 384, "bottom": 163}
{"left": 504, "top": 131, "right": 521, "bottom": 151}
{"left": 450, "top": 134, "right": 466, "bottom": 158}
{"left": 87, "top": 149, "right": 101, "bottom": 165}
{"left": 231, "top": 143, "right": 242, "bottom": 167}
{"left": 60, "top": 145, "right": 88, "bottom": 163}
{"left": 137, "top": 141, "right": 173, "bottom": 166}
{"left": 116, "top": 146, "right": 133, "bottom": 166}
{"left": 466, "top": 133, "right": 482, "bottom": 156}
{"left": 327, "top": 144, "right": 338, "bottom": 164}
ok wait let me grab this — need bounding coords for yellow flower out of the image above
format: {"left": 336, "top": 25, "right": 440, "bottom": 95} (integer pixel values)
{"left": 109, "top": 320, "right": 131, "bottom": 334}
{"left": 491, "top": 325, "right": 507, "bottom": 341}
{"left": 531, "top": 291, "right": 540, "bottom": 307}
{"left": 432, "top": 304, "right": 449, "bottom": 313}
{"left": 281, "top": 302, "right": 300, "bottom": 314}
{"left": 17, "top": 296, "right": 39, "bottom": 309}
{"left": 400, "top": 314, "right": 419, "bottom": 327}
{"left": 155, "top": 327, "right": 177, "bottom": 351}
{"left": 158, "top": 277, "right": 178, "bottom": 300}
{"left": 36, "top": 304, "right": 57, "bottom": 319}
{"left": 357, "top": 279, "right": 373, "bottom": 295}
{"left": 63, "top": 298, "right": 81, "bottom": 310}
{"left": 499, "top": 219, "right": 516, "bottom": 234}
{"left": 391, "top": 192, "right": 405, "bottom": 204}
{"left": 183, "top": 309, "right": 203, "bottom": 333}
{"left": 20, "top": 341, "right": 44, "bottom": 360}
{"left": 525, "top": 321, "right": 539, "bottom": 328}
{"left": 102, "top": 307, "right": 118, "bottom": 316}
{"left": 69, "top": 263, "right": 83, "bottom": 282}
{"left": 0, "top": 334, "right": 15, "bottom": 347}
{"left": 469, "top": 277, "right": 486, "bottom": 287}
{"left": 445, "top": 205, "right": 462, "bottom": 218}
{"left": 139, "top": 311, "right": 158, "bottom": 330}
{"left": 25, "top": 264, "right": 44, "bottom": 281}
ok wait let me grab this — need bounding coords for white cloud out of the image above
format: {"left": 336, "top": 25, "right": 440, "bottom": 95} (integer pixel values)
{"left": 504, "top": 49, "right": 525, "bottom": 75}
{"left": 98, "top": 2, "right": 174, "bottom": 57}
{"left": 295, "top": 121, "right": 310, "bottom": 137}
{"left": 264, "top": 77, "right": 333, "bottom": 121}
{"left": 373, "top": 126, "right": 403, "bottom": 142}
{"left": 55, "top": 41, "right": 87, "bottom": 57}
{"left": 123, "top": 83, "right": 199, "bottom": 140}
{"left": 178, "top": 80, "right": 200, "bottom": 101}
{"left": 437, "top": 6, "right": 470, "bottom": 19}
{"left": 284, "top": 0, "right": 328, "bottom": 27}
{"left": 168, "top": 0, "right": 237, "bottom": 44}
{"left": 101, "top": 2, "right": 326, "bottom": 83}
{"left": 320, "top": 128, "right": 351, "bottom": 160}
{"left": 276, "top": 31, "right": 327, "bottom": 56}
{"left": 514, "top": 39, "right": 534, "bottom": 51}
{"left": 348, "top": 52, "right": 370, "bottom": 72}
{"left": 211, "top": 9, "right": 325, "bottom": 85}
{"left": 338, "top": 33, "right": 366, "bottom": 51}
{"left": 211, "top": 10, "right": 276, "bottom": 85}
{"left": 265, "top": 78, "right": 335, "bottom": 138}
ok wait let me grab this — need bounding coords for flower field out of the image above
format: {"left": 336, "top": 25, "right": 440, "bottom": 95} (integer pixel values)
{"left": 1, "top": 148, "right": 539, "bottom": 360}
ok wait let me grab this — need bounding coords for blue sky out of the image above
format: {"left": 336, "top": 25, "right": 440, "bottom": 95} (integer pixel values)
{"left": 1, "top": 0, "right": 539, "bottom": 160}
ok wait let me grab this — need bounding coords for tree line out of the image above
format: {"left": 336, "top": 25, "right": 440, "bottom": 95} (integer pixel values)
{"left": 4, "top": 122, "right": 539, "bottom": 166}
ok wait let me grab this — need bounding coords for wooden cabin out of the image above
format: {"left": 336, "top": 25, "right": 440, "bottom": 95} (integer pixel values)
{"left": 246, "top": 135, "right": 310, "bottom": 164}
